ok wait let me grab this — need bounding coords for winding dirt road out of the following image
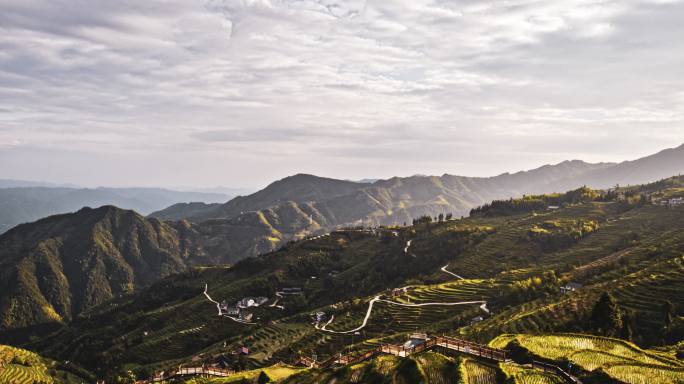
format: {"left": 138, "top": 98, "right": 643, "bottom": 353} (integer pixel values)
{"left": 315, "top": 295, "right": 487, "bottom": 334}
{"left": 441, "top": 264, "right": 465, "bottom": 280}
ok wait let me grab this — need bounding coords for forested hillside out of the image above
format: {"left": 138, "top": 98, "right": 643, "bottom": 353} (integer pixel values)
{"left": 6, "top": 177, "right": 682, "bottom": 382}
{"left": 148, "top": 145, "right": 684, "bottom": 265}
{"left": 0, "top": 206, "right": 203, "bottom": 331}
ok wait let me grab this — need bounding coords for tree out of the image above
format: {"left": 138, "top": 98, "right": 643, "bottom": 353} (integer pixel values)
{"left": 413, "top": 215, "right": 432, "bottom": 225}
{"left": 258, "top": 370, "right": 272, "bottom": 384}
{"left": 620, "top": 310, "right": 634, "bottom": 341}
{"left": 445, "top": 213, "right": 453, "bottom": 221}
{"left": 438, "top": 213, "right": 444, "bottom": 222}
{"left": 134, "top": 366, "right": 152, "bottom": 380}
{"left": 590, "top": 292, "right": 623, "bottom": 336}
{"left": 662, "top": 300, "right": 675, "bottom": 329}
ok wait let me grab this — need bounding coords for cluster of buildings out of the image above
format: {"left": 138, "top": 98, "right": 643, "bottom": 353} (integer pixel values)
{"left": 560, "top": 282, "right": 582, "bottom": 294}
{"left": 655, "top": 197, "right": 684, "bottom": 207}
{"left": 219, "top": 296, "right": 269, "bottom": 322}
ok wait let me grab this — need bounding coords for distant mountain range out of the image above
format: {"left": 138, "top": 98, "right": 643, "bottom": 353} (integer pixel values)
{"left": 0, "top": 144, "right": 683, "bottom": 332}
{"left": 0, "top": 185, "right": 232, "bottom": 234}
{"left": 151, "top": 143, "right": 684, "bottom": 248}
{"left": 14, "top": 175, "right": 684, "bottom": 380}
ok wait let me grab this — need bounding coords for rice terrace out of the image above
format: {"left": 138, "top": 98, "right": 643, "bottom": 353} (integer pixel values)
{"left": 1, "top": 0, "right": 684, "bottom": 382}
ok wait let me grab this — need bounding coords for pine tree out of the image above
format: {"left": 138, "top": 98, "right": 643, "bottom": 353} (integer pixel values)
{"left": 662, "top": 300, "right": 675, "bottom": 329}
{"left": 620, "top": 310, "right": 634, "bottom": 341}
{"left": 258, "top": 370, "right": 271, "bottom": 384}
{"left": 590, "top": 292, "right": 623, "bottom": 336}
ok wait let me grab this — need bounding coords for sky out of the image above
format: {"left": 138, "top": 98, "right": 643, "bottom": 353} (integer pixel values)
{"left": 0, "top": 0, "right": 683, "bottom": 189}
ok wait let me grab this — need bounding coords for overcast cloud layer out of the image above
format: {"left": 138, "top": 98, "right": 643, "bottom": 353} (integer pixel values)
{"left": 1, "top": 0, "right": 683, "bottom": 188}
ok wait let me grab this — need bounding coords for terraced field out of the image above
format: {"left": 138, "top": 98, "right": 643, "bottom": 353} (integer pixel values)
{"left": 460, "top": 358, "right": 497, "bottom": 384}
{"left": 385, "top": 284, "right": 491, "bottom": 333}
{"left": 499, "top": 363, "right": 564, "bottom": 384}
{"left": 280, "top": 351, "right": 462, "bottom": 384}
{"left": 15, "top": 188, "right": 684, "bottom": 381}
{"left": 465, "top": 208, "right": 684, "bottom": 343}
{"left": 180, "top": 363, "right": 305, "bottom": 383}
{"left": 239, "top": 323, "right": 311, "bottom": 367}
{"left": 611, "top": 255, "right": 684, "bottom": 317}
{"left": 490, "top": 334, "right": 684, "bottom": 384}
{"left": 0, "top": 345, "right": 84, "bottom": 384}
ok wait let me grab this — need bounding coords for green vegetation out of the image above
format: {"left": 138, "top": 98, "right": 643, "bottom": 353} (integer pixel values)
{"left": 179, "top": 364, "right": 304, "bottom": 383}
{"left": 0, "top": 206, "right": 199, "bottom": 332}
{"left": 280, "top": 351, "right": 461, "bottom": 383}
{"left": 469, "top": 187, "right": 601, "bottom": 217}
{"left": 527, "top": 219, "right": 599, "bottom": 252}
{"left": 2, "top": 176, "right": 684, "bottom": 382}
{"left": 491, "top": 334, "right": 684, "bottom": 384}
{"left": 0, "top": 345, "right": 89, "bottom": 384}
{"left": 590, "top": 292, "right": 623, "bottom": 337}
{"left": 460, "top": 358, "right": 497, "bottom": 384}
{"left": 499, "top": 363, "right": 564, "bottom": 384}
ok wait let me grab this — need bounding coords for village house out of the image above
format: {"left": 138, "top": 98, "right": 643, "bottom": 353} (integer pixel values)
{"left": 239, "top": 311, "right": 253, "bottom": 322}
{"left": 219, "top": 300, "right": 230, "bottom": 312}
{"left": 237, "top": 296, "right": 269, "bottom": 309}
{"left": 654, "top": 197, "right": 682, "bottom": 207}
{"left": 225, "top": 306, "right": 240, "bottom": 316}
{"left": 560, "top": 282, "right": 582, "bottom": 294}
{"left": 314, "top": 311, "right": 327, "bottom": 323}
{"left": 403, "top": 333, "right": 428, "bottom": 350}
{"left": 219, "top": 300, "right": 240, "bottom": 315}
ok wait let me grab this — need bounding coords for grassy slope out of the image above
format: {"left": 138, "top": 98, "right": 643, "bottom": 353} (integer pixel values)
{"left": 499, "top": 362, "right": 564, "bottom": 384}
{"left": 280, "top": 351, "right": 461, "bottom": 384}
{"left": 12, "top": 180, "right": 684, "bottom": 380}
{"left": 0, "top": 345, "right": 88, "bottom": 384}
{"left": 490, "top": 334, "right": 684, "bottom": 384}
{"left": 0, "top": 206, "right": 195, "bottom": 331}
{"left": 180, "top": 363, "right": 306, "bottom": 383}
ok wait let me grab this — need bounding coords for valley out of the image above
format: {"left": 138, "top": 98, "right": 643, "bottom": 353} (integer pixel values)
{"left": 1, "top": 177, "right": 682, "bottom": 383}
{"left": 4, "top": 0, "right": 683, "bottom": 381}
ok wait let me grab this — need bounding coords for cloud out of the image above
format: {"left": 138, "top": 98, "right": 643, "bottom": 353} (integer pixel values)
{"left": 0, "top": 0, "right": 683, "bottom": 187}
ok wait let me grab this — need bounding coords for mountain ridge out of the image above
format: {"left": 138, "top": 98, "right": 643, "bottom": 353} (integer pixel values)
{"left": 151, "top": 144, "right": 683, "bottom": 228}
{"left": 0, "top": 205, "right": 201, "bottom": 330}
{"left": 0, "top": 186, "right": 231, "bottom": 234}
{"left": 14, "top": 176, "right": 684, "bottom": 381}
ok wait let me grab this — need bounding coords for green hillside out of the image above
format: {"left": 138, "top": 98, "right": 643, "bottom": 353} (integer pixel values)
{"left": 152, "top": 144, "right": 684, "bottom": 232}
{"left": 0, "top": 345, "right": 90, "bottom": 384}
{"left": 0, "top": 206, "right": 205, "bottom": 332}
{"left": 2, "top": 177, "right": 683, "bottom": 381}
{"left": 491, "top": 334, "right": 684, "bottom": 384}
